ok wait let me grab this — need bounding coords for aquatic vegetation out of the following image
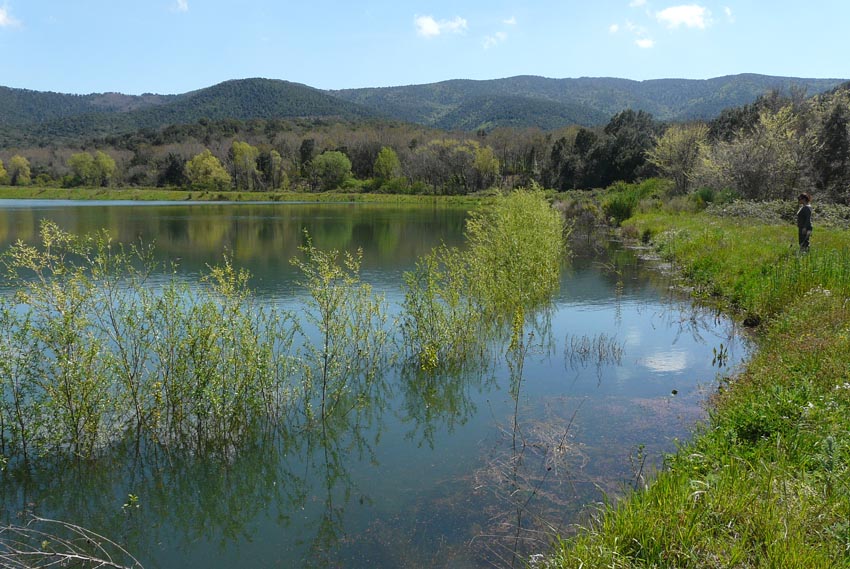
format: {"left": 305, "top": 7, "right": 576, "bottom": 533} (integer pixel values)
{"left": 291, "top": 235, "right": 392, "bottom": 426}
{"left": 0, "top": 222, "right": 300, "bottom": 462}
{"left": 401, "top": 188, "right": 568, "bottom": 371}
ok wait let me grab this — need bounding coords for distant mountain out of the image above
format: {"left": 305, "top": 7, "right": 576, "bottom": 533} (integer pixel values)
{"left": 331, "top": 73, "right": 845, "bottom": 127}
{"left": 432, "top": 95, "right": 609, "bottom": 131}
{"left": 0, "top": 86, "right": 175, "bottom": 126}
{"left": 0, "top": 79, "right": 379, "bottom": 147}
{"left": 0, "top": 74, "right": 846, "bottom": 147}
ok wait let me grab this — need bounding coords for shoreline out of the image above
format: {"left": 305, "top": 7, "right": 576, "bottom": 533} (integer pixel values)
{"left": 0, "top": 185, "right": 487, "bottom": 206}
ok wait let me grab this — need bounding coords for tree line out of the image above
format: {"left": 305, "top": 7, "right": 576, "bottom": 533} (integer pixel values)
{"left": 2, "top": 82, "right": 849, "bottom": 202}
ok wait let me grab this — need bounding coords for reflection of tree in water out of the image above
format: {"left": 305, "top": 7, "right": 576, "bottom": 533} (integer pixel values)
{"left": 297, "top": 388, "right": 386, "bottom": 568}
{"left": 397, "top": 363, "right": 493, "bottom": 450}
{"left": 0, "top": 429, "right": 305, "bottom": 566}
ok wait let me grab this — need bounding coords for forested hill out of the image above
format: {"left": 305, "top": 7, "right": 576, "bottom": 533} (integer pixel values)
{"left": 0, "top": 86, "right": 176, "bottom": 126}
{"left": 331, "top": 74, "right": 845, "bottom": 127}
{"left": 0, "top": 79, "right": 379, "bottom": 147}
{"left": 0, "top": 74, "right": 845, "bottom": 147}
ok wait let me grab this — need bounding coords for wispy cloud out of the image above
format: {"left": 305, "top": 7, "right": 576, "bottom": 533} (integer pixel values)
{"left": 483, "top": 31, "right": 507, "bottom": 49}
{"left": 611, "top": 20, "right": 654, "bottom": 48}
{"left": 175, "top": 0, "right": 189, "bottom": 12}
{"left": 415, "top": 15, "right": 468, "bottom": 38}
{"left": 503, "top": 16, "right": 517, "bottom": 25}
{"left": 629, "top": 0, "right": 647, "bottom": 7}
{"left": 0, "top": 5, "right": 21, "bottom": 28}
{"left": 724, "top": 6, "right": 734, "bottom": 23}
{"left": 656, "top": 4, "right": 712, "bottom": 29}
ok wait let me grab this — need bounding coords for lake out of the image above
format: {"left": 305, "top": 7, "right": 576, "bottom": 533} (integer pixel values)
{"left": 0, "top": 200, "right": 748, "bottom": 568}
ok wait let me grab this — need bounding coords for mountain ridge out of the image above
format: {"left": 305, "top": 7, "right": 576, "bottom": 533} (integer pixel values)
{"left": 0, "top": 74, "right": 845, "bottom": 147}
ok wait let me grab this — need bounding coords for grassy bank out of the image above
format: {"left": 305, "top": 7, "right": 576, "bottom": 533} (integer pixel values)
{"left": 0, "top": 185, "right": 487, "bottom": 206}
{"left": 553, "top": 211, "right": 850, "bottom": 567}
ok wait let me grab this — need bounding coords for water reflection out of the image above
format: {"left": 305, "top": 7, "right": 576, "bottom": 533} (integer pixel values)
{"left": 0, "top": 202, "right": 750, "bottom": 569}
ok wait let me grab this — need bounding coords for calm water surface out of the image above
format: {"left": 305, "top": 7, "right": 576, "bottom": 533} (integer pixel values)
{"left": 0, "top": 201, "right": 749, "bottom": 568}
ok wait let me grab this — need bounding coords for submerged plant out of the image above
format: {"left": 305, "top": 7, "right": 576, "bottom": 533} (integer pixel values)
{"left": 0, "top": 221, "right": 300, "bottom": 464}
{"left": 401, "top": 188, "right": 568, "bottom": 372}
{"left": 291, "top": 235, "right": 391, "bottom": 427}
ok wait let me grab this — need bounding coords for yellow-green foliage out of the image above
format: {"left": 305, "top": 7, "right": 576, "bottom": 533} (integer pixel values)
{"left": 402, "top": 188, "right": 567, "bottom": 371}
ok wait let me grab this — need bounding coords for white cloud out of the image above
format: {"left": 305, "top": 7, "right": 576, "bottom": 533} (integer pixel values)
{"left": 415, "top": 15, "right": 468, "bottom": 38}
{"left": 629, "top": 0, "right": 647, "bottom": 7}
{"left": 483, "top": 31, "right": 507, "bottom": 49}
{"left": 175, "top": 0, "right": 189, "bottom": 12}
{"left": 625, "top": 20, "right": 647, "bottom": 34}
{"left": 609, "top": 23, "right": 620, "bottom": 33}
{"left": 724, "top": 6, "right": 734, "bottom": 22}
{"left": 656, "top": 4, "right": 712, "bottom": 29}
{"left": 0, "top": 6, "right": 21, "bottom": 27}
{"left": 503, "top": 16, "right": 517, "bottom": 25}
{"left": 635, "top": 37, "right": 655, "bottom": 48}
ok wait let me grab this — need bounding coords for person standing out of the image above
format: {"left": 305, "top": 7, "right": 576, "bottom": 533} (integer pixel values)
{"left": 796, "top": 193, "right": 813, "bottom": 252}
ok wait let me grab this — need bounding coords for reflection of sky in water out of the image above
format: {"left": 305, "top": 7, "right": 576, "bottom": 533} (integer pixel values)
{"left": 0, "top": 203, "right": 751, "bottom": 569}
{"left": 641, "top": 350, "right": 688, "bottom": 373}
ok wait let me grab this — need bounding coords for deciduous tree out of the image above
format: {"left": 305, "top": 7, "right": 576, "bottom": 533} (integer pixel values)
{"left": 309, "top": 151, "right": 351, "bottom": 192}
{"left": 229, "top": 141, "right": 260, "bottom": 191}
{"left": 373, "top": 146, "right": 402, "bottom": 181}
{"left": 185, "top": 150, "right": 231, "bottom": 191}
{"left": 647, "top": 123, "right": 709, "bottom": 195}
{"left": 8, "top": 155, "right": 31, "bottom": 186}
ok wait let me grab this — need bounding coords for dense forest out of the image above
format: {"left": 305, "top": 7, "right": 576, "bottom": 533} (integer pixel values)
{"left": 1, "top": 78, "right": 850, "bottom": 202}
{"left": 1, "top": 74, "right": 844, "bottom": 147}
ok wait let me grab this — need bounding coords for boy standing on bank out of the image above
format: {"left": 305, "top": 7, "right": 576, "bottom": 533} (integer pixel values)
{"left": 797, "top": 193, "right": 813, "bottom": 252}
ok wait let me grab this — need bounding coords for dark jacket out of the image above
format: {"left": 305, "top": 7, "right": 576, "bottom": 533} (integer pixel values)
{"left": 797, "top": 204, "right": 812, "bottom": 230}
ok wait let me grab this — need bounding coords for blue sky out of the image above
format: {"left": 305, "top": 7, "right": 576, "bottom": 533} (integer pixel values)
{"left": 1, "top": 1, "right": 847, "bottom": 95}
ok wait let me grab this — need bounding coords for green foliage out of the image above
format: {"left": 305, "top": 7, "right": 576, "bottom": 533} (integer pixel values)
{"left": 66, "top": 150, "right": 117, "bottom": 187}
{"left": 185, "top": 149, "right": 231, "bottom": 191}
{"left": 373, "top": 146, "right": 402, "bottom": 181}
{"left": 601, "top": 179, "right": 663, "bottom": 226}
{"left": 647, "top": 123, "right": 708, "bottom": 194}
{"left": 0, "top": 158, "right": 6, "bottom": 184}
{"left": 290, "top": 235, "right": 390, "bottom": 423}
{"left": 309, "top": 151, "right": 352, "bottom": 192}
{"left": 401, "top": 188, "right": 567, "bottom": 371}
{"left": 8, "top": 155, "right": 31, "bottom": 186}
{"left": 0, "top": 221, "right": 298, "bottom": 461}
{"left": 229, "top": 140, "right": 260, "bottom": 191}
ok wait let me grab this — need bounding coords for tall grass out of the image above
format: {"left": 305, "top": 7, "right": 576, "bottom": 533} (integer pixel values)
{"left": 553, "top": 211, "right": 850, "bottom": 568}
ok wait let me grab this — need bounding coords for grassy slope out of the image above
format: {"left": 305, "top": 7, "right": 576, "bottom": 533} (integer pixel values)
{"left": 554, "top": 212, "right": 850, "bottom": 568}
